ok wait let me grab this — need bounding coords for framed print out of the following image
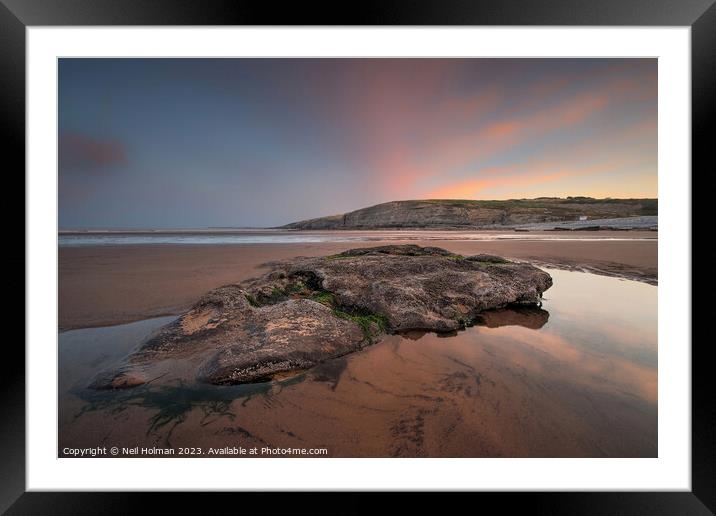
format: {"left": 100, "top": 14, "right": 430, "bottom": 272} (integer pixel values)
{"left": 3, "top": 0, "right": 711, "bottom": 513}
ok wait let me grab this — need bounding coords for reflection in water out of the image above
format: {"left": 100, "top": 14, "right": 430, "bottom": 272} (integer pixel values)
{"left": 474, "top": 305, "right": 549, "bottom": 329}
{"left": 59, "top": 269, "right": 656, "bottom": 457}
{"left": 399, "top": 306, "right": 548, "bottom": 341}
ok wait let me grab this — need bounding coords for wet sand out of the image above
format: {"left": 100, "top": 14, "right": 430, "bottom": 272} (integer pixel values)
{"left": 59, "top": 269, "right": 657, "bottom": 458}
{"left": 59, "top": 231, "right": 657, "bottom": 330}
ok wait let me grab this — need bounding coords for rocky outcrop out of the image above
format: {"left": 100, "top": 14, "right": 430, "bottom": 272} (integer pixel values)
{"left": 280, "top": 198, "right": 658, "bottom": 230}
{"left": 89, "top": 245, "right": 552, "bottom": 389}
{"left": 513, "top": 215, "right": 658, "bottom": 231}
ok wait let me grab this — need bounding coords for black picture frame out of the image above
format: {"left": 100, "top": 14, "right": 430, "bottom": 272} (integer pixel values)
{"left": 2, "top": 0, "right": 710, "bottom": 513}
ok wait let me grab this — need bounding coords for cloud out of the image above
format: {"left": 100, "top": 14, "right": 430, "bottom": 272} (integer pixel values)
{"left": 422, "top": 141, "right": 650, "bottom": 200}
{"left": 427, "top": 171, "right": 573, "bottom": 199}
{"left": 371, "top": 89, "right": 613, "bottom": 198}
{"left": 59, "top": 132, "right": 127, "bottom": 171}
{"left": 427, "top": 91, "right": 610, "bottom": 171}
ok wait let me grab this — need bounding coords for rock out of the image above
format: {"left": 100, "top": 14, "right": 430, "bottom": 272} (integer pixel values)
{"left": 89, "top": 245, "right": 552, "bottom": 389}
{"left": 466, "top": 254, "right": 511, "bottom": 264}
{"left": 514, "top": 215, "right": 658, "bottom": 231}
{"left": 330, "top": 245, "right": 453, "bottom": 257}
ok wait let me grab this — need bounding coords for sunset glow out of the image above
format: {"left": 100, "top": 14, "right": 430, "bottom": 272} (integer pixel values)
{"left": 59, "top": 58, "right": 657, "bottom": 228}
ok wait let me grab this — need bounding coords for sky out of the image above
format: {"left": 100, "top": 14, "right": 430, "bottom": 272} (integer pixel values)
{"left": 58, "top": 58, "right": 657, "bottom": 229}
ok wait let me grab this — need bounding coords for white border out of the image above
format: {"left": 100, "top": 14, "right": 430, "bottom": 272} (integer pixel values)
{"left": 27, "top": 27, "right": 691, "bottom": 491}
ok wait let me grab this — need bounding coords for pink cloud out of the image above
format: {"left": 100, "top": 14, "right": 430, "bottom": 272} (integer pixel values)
{"left": 59, "top": 132, "right": 127, "bottom": 170}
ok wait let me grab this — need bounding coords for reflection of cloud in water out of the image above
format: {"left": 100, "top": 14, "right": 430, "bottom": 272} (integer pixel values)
{"left": 539, "top": 267, "right": 657, "bottom": 370}
{"left": 476, "top": 325, "right": 656, "bottom": 405}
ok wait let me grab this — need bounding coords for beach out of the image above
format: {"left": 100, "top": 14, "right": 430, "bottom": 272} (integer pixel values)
{"left": 51, "top": 56, "right": 665, "bottom": 469}
{"left": 59, "top": 230, "right": 657, "bottom": 330}
{"left": 59, "top": 267, "right": 658, "bottom": 457}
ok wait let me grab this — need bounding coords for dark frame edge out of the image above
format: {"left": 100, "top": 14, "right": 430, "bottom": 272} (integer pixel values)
{"left": 0, "top": 0, "right": 26, "bottom": 515}
{"left": 4, "top": 0, "right": 712, "bottom": 513}
{"left": 691, "top": 0, "right": 716, "bottom": 513}
{"left": 1, "top": 0, "right": 715, "bottom": 26}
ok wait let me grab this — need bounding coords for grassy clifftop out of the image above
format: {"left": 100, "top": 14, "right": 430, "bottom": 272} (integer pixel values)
{"left": 280, "top": 197, "right": 658, "bottom": 230}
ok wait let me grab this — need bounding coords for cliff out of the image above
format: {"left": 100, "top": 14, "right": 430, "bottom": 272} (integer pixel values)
{"left": 280, "top": 198, "right": 657, "bottom": 230}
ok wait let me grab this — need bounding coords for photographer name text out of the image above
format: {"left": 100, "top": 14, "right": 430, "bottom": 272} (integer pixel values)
{"left": 61, "top": 446, "right": 328, "bottom": 457}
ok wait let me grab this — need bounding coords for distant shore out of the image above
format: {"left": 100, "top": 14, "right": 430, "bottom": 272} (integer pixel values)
{"left": 59, "top": 230, "right": 657, "bottom": 331}
{"left": 59, "top": 216, "right": 657, "bottom": 238}
{"left": 279, "top": 198, "right": 657, "bottom": 230}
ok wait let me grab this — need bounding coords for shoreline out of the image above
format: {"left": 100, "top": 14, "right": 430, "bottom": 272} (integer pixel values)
{"left": 515, "top": 258, "right": 657, "bottom": 286}
{"left": 58, "top": 226, "right": 657, "bottom": 235}
{"left": 59, "top": 234, "right": 657, "bottom": 331}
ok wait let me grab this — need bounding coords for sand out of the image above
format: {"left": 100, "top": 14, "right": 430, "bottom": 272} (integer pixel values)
{"left": 59, "top": 269, "right": 657, "bottom": 457}
{"left": 58, "top": 232, "right": 657, "bottom": 330}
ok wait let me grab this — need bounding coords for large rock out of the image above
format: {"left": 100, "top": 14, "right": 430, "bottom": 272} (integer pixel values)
{"left": 89, "top": 245, "right": 552, "bottom": 389}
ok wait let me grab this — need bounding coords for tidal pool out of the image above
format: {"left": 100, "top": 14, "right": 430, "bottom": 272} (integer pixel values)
{"left": 58, "top": 268, "right": 657, "bottom": 457}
